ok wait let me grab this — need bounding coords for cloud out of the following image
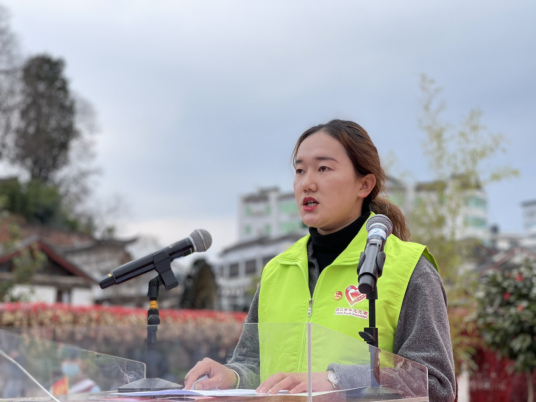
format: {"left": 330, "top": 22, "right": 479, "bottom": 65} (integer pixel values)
{"left": 3, "top": 0, "right": 535, "bottom": 237}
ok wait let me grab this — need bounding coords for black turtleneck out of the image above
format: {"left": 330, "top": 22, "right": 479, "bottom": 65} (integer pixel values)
{"left": 309, "top": 210, "right": 370, "bottom": 273}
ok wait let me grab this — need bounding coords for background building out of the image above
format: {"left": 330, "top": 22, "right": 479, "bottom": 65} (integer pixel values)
{"left": 238, "top": 187, "right": 306, "bottom": 241}
{"left": 218, "top": 187, "right": 307, "bottom": 311}
{"left": 0, "top": 216, "right": 136, "bottom": 305}
{"left": 522, "top": 199, "right": 536, "bottom": 237}
{"left": 218, "top": 177, "right": 492, "bottom": 311}
{"left": 388, "top": 176, "right": 489, "bottom": 243}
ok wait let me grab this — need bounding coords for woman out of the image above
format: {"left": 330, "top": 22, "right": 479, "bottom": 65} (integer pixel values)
{"left": 185, "top": 120, "right": 456, "bottom": 401}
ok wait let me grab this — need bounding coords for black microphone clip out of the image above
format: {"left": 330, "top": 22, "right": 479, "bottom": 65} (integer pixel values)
{"left": 357, "top": 248, "right": 386, "bottom": 295}
{"left": 153, "top": 250, "right": 178, "bottom": 290}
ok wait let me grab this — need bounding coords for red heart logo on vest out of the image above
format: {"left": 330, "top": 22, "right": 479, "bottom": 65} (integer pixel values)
{"left": 345, "top": 285, "right": 366, "bottom": 307}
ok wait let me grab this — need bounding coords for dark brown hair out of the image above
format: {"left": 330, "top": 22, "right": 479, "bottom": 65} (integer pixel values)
{"left": 292, "top": 119, "right": 410, "bottom": 241}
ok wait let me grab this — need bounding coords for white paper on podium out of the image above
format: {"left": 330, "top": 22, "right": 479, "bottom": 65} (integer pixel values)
{"left": 113, "top": 388, "right": 340, "bottom": 397}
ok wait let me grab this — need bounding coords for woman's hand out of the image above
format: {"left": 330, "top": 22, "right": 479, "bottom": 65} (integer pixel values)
{"left": 184, "top": 358, "right": 238, "bottom": 390}
{"left": 256, "top": 372, "right": 335, "bottom": 394}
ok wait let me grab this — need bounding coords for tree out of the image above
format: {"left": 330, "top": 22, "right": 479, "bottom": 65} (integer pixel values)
{"left": 407, "top": 74, "right": 519, "bottom": 373}
{"left": 0, "top": 177, "right": 92, "bottom": 232}
{"left": 475, "top": 261, "right": 536, "bottom": 402}
{"left": 10, "top": 55, "right": 78, "bottom": 184}
{"left": 0, "top": 48, "right": 105, "bottom": 235}
{"left": 0, "top": 4, "right": 22, "bottom": 159}
{"left": 0, "top": 198, "right": 46, "bottom": 302}
{"left": 179, "top": 258, "right": 218, "bottom": 310}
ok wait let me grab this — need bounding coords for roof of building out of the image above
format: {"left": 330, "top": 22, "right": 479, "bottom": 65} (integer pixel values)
{"left": 385, "top": 175, "right": 406, "bottom": 190}
{"left": 0, "top": 236, "right": 97, "bottom": 284}
{"left": 241, "top": 186, "right": 284, "bottom": 203}
{"left": 220, "top": 233, "right": 305, "bottom": 255}
{"left": 415, "top": 175, "right": 483, "bottom": 192}
{"left": 278, "top": 192, "right": 295, "bottom": 201}
{"left": 522, "top": 199, "right": 536, "bottom": 207}
{"left": 476, "top": 246, "right": 536, "bottom": 273}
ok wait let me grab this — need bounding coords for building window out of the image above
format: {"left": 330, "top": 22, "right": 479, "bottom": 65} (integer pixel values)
{"left": 280, "top": 202, "right": 298, "bottom": 215}
{"left": 265, "top": 205, "right": 271, "bottom": 215}
{"left": 262, "top": 255, "right": 276, "bottom": 267}
{"left": 465, "top": 196, "right": 487, "bottom": 209}
{"left": 244, "top": 225, "right": 251, "bottom": 235}
{"left": 465, "top": 216, "right": 487, "bottom": 229}
{"left": 265, "top": 224, "right": 271, "bottom": 236}
{"left": 245, "top": 259, "right": 257, "bottom": 275}
{"left": 229, "top": 263, "right": 239, "bottom": 278}
{"left": 56, "top": 289, "right": 71, "bottom": 304}
{"left": 280, "top": 221, "right": 303, "bottom": 233}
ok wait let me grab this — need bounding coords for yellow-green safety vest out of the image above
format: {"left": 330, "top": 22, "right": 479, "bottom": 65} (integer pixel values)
{"left": 258, "top": 213, "right": 438, "bottom": 381}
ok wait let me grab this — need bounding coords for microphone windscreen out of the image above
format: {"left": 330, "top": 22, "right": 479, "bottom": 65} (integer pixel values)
{"left": 366, "top": 214, "right": 393, "bottom": 237}
{"left": 190, "top": 229, "right": 212, "bottom": 252}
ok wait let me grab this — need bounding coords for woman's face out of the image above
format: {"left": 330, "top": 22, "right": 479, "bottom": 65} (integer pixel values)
{"left": 293, "top": 131, "right": 373, "bottom": 235}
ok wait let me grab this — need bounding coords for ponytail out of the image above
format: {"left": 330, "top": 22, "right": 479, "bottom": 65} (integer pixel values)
{"left": 369, "top": 196, "right": 410, "bottom": 241}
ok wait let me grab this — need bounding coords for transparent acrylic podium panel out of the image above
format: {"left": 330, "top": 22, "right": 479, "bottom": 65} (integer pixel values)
{"left": 2, "top": 323, "right": 428, "bottom": 401}
{"left": 249, "top": 322, "right": 428, "bottom": 400}
{"left": 15, "top": 322, "right": 244, "bottom": 384}
{"left": 0, "top": 328, "right": 145, "bottom": 401}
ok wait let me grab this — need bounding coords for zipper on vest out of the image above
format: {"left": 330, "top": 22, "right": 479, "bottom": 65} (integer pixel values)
{"left": 307, "top": 298, "right": 313, "bottom": 317}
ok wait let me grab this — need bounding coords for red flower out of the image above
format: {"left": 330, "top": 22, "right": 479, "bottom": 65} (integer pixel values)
{"left": 503, "top": 292, "right": 511, "bottom": 301}
{"left": 515, "top": 273, "right": 523, "bottom": 282}
{"left": 517, "top": 304, "right": 524, "bottom": 312}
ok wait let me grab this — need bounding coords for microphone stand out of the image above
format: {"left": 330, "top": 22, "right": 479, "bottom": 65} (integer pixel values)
{"left": 118, "top": 251, "right": 183, "bottom": 392}
{"left": 357, "top": 251, "right": 385, "bottom": 388}
{"left": 351, "top": 250, "right": 402, "bottom": 399}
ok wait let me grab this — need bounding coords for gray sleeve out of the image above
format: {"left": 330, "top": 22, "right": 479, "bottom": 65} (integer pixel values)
{"left": 393, "top": 256, "right": 457, "bottom": 402}
{"left": 225, "top": 285, "right": 261, "bottom": 389}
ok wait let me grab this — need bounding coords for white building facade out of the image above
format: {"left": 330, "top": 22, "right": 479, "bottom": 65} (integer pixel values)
{"left": 218, "top": 187, "right": 308, "bottom": 311}
{"left": 522, "top": 200, "right": 536, "bottom": 237}
{"left": 390, "top": 177, "right": 489, "bottom": 243}
{"left": 238, "top": 187, "right": 306, "bottom": 241}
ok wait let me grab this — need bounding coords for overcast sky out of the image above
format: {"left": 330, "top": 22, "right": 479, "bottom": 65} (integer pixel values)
{"left": 1, "top": 0, "right": 535, "bottom": 264}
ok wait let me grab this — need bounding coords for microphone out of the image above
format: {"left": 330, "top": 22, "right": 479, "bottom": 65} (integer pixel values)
{"left": 357, "top": 215, "right": 393, "bottom": 295}
{"left": 99, "top": 229, "right": 212, "bottom": 289}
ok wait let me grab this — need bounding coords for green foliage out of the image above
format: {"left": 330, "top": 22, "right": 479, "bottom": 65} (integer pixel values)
{"left": 0, "top": 199, "right": 46, "bottom": 302}
{"left": 409, "top": 74, "right": 519, "bottom": 373}
{"left": 476, "top": 261, "right": 536, "bottom": 375}
{"left": 0, "top": 4, "right": 22, "bottom": 159}
{"left": 11, "top": 54, "right": 78, "bottom": 184}
{"left": 0, "top": 178, "right": 94, "bottom": 233}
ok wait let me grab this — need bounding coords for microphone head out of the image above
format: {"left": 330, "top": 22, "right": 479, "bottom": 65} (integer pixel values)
{"left": 366, "top": 214, "right": 393, "bottom": 237}
{"left": 190, "top": 229, "right": 212, "bottom": 252}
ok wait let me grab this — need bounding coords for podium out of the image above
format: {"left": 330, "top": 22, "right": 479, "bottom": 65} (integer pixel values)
{"left": 0, "top": 323, "right": 428, "bottom": 401}
{"left": 251, "top": 322, "right": 428, "bottom": 400}
{"left": 0, "top": 328, "right": 145, "bottom": 401}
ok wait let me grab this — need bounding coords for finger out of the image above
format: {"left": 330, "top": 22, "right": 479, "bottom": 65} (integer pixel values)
{"left": 184, "top": 362, "right": 210, "bottom": 389}
{"left": 185, "top": 360, "right": 207, "bottom": 381}
{"left": 267, "top": 376, "right": 297, "bottom": 394}
{"left": 289, "top": 381, "right": 307, "bottom": 394}
{"left": 193, "top": 376, "right": 224, "bottom": 391}
{"left": 257, "top": 372, "right": 286, "bottom": 393}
